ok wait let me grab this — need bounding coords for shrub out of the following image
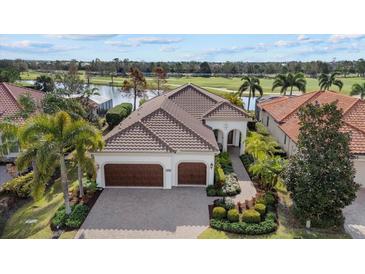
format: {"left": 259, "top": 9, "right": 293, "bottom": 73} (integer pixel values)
{"left": 216, "top": 152, "right": 234, "bottom": 174}
{"left": 214, "top": 167, "right": 225, "bottom": 185}
{"left": 51, "top": 204, "right": 89, "bottom": 230}
{"left": 65, "top": 204, "right": 89, "bottom": 229}
{"left": 221, "top": 174, "right": 241, "bottom": 196}
{"left": 106, "top": 103, "right": 133, "bottom": 128}
{"left": 206, "top": 185, "right": 217, "bottom": 196}
{"left": 264, "top": 192, "right": 276, "bottom": 206}
{"left": 227, "top": 209, "right": 239, "bottom": 223}
{"left": 255, "top": 203, "right": 267, "bottom": 215}
{"left": 256, "top": 122, "right": 270, "bottom": 136}
{"left": 213, "top": 197, "right": 235, "bottom": 210}
{"left": 210, "top": 215, "right": 277, "bottom": 235}
{"left": 242, "top": 209, "right": 261, "bottom": 224}
{"left": 212, "top": 207, "right": 226, "bottom": 220}
{"left": 84, "top": 178, "right": 97, "bottom": 194}
{"left": 51, "top": 206, "right": 68, "bottom": 229}
{"left": 0, "top": 215, "right": 6, "bottom": 237}
{"left": 0, "top": 172, "right": 33, "bottom": 198}
{"left": 240, "top": 153, "right": 254, "bottom": 169}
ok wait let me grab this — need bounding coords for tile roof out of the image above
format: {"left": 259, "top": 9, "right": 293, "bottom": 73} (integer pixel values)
{"left": 0, "top": 82, "right": 44, "bottom": 123}
{"left": 203, "top": 101, "right": 251, "bottom": 120}
{"left": 103, "top": 84, "right": 251, "bottom": 153}
{"left": 258, "top": 90, "right": 365, "bottom": 154}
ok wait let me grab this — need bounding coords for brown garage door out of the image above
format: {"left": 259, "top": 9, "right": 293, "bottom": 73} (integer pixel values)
{"left": 104, "top": 164, "right": 163, "bottom": 187}
{"left": 178, "top": 163, "right": 206, "bottom": 185}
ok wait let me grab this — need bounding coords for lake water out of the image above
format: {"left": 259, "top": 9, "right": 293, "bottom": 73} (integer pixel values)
{"left": 21, "top": 81, "right": 256, "bottom": 110}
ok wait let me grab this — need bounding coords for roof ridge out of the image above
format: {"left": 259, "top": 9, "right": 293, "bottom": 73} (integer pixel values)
{"left": 202, "top": 101, "right": 251, "bottom": 119}
{"left": 341, "top": 96, "right": 361, "bottom": 116}
{"left": 168, "top": 83, "right": 221, "bottom": 103}
{"left": 5, "top": 82, "right": 45, "bottom": 96}
{"left": 280, "top": 91, "right": 322, "bottom": 122}
{"left": 257, "top": 96, "right": 289, "bottom": 107}
{"left": 202, "top": 101, "right": 225, "bottom": 118}
{"left": 138, "top": 121, "right": 176, "bottom": 152}
{"left": 157, "top": 108, "right": 218, "bottom": 151}
{"left": 343, "top": 120, "right": 365, "bottom": 136}
{"left": 1, "top": 83, "right": 23, "bottom": 109}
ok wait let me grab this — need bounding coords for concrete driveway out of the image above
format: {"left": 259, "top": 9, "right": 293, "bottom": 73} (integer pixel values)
{"left": 343, "top": 188, "right": 365, "bottom": 239}
{"left": 76, "top": 187, "right": 213, "bottom": 239}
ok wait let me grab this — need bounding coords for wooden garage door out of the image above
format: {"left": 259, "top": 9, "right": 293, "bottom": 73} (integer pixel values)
{"left": 178, "top": 163, "right": 206, "bottom": 185}
{"left": 104, "top": 164, "right": 163, "bottom": 187}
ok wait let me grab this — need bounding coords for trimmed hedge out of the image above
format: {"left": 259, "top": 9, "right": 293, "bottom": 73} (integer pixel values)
{"left": 51, "top": 204, "right": 89, "bottom": 230}
{"left": 214, "top": 167, "right": 225, "bottom": 185}
{"left": 242, "top": 209, "right": 261, "bottom": 224}
{"left": 0, "top": 172, "right": 33, "bottom": 198}
{"left": 212, "top": 207, "right": 226, "bottom": 220}
{"left": 213, "top": 197, "right": 235, "bottom": 210}
{"left": 106, "top": 103, "right": 133, "bottom": 128}
{"left": 227, "top": 209, "right": 239, "bottom": 223}
{"left": 210, "top": 214, "right": 277, "bottom": 235}
{"left": 254, "top": 203, "right": 266, "bottom": 215}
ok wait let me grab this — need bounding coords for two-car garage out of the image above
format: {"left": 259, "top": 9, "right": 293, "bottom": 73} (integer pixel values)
{"left": 103, "top": 162, "right": 207, "bottom": 187}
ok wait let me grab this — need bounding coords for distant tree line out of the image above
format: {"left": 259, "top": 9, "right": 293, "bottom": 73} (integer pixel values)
{"left": 1, "top": 58, "right": 365, "bottom": 78}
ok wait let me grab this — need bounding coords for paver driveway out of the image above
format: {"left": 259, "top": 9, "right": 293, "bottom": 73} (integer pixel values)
{"left": 343, "top": 188, "right": 365, "bottom": 239}
{"left": 76, "top": 187, "right": 214, "bottom": 239}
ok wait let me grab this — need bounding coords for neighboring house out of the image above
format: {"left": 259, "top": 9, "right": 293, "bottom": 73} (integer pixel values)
{"left": 257, "top": 90, "right": 365, "bottom": 188}
{"left": 0, "top": 82, "right": 44, "bottom": 160}
{"left": 93, "top": 83, "right": 251, "bottom": 189}
{"left": 64, "top": 94, "right": 113, "bottom": 114}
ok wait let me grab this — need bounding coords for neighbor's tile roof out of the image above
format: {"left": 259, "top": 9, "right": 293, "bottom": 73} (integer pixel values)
{"left": 103, "top": 84, "right": 251, "bottom": 153}
{"left": 258, "top": 90, "right": 365, "bottom": 154}
{"left": 0, "top": 82, "right": 44, "bottom": 123}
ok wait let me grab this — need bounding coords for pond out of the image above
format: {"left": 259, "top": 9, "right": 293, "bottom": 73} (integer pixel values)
{"left": 20, "top": 81, "right": 257, "bottom": 110}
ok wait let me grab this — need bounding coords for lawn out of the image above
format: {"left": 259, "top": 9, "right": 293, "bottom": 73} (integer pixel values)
{"left": 20, "top": 70, "right": 364, "bottom": 96}
{"left": 1, "top": 177, "right": 78, "bottom": 239}
{"left": 198, "top": 187, "right": 351, "bottom": 239}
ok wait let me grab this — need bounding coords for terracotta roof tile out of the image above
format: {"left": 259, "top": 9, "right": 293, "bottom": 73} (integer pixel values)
{"left": 263, "top": 91, "right": 365, "bottom": 154}
{"left": 0, "top": 82, "right": 44, "bottom": 123}
{"left": 203, "top": 101, "right": 251, "bottom": 120}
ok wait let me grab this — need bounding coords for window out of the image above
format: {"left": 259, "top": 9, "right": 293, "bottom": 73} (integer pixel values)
{"left": 266, "top": 116, "right": 269, "bottom": 126}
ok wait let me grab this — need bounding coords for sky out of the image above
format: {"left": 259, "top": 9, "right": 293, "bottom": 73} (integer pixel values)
{"left": 0, "top": 34, "right": 364, "bottom": 62}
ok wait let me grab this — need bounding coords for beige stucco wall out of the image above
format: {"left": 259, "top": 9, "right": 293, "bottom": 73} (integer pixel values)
{"left": 354, "top": 157, "right": 365, "bottom": 188}
{"left": 92, "top": 152, "right": 215, "bottom": 189}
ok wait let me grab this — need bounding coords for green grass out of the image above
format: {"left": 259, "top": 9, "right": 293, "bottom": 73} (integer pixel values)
{"left": 1, "top": 177, "right": 78, "bottom": 239}
{"left": 198, "top": 190, "right": 351, "bottom": 239}
{"left": 20, "top": 70, "right": 365, "bottom": 96}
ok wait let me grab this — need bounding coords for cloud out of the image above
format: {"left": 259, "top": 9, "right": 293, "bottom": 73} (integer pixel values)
{"left": 127, "top": 37, "right": 183, "bottom": 45}
{"left": 328, "top": 34, "right": 365, "bottom": 43}
{"left": 104, "top": 40, "right": 135, "bottom": 47}
{"left": 160, "top": 46, "right": 178, "bottom": 52}
{"left": 48, "top": 34, "right": 118, "bottom": 40}
{"left": 297, "top": 34, "right": 310, "bottom": 41}
{"left": 0, "top": 40, "right": 79, "bottom": 53}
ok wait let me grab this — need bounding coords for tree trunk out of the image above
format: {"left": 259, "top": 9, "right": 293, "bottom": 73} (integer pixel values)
{"left": 290, "top": 86, "right": 293, "bottom": 96}
{"left": 60, "top": 155, "right": 71, "bottom": 215}
{"left": 78, "top": 161, "right": 84, "bottom": 198}
{"left": 247, "top": 91, "right": 251, "bottom": 111}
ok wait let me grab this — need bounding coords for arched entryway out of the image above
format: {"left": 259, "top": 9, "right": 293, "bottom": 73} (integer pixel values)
{"left": 213, "top": 129, "right": 224, "bottom": 151}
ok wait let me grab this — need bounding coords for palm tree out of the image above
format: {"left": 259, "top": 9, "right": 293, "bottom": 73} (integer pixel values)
{"left": 238, "top": 76, "right": 263, "bottom": 111}
{"left": 272, "top": 72, "right": 306, "bottom": 96}
{"left": 0, "top": 122, "right": 18, "bottom": 157}
{"left": 249, "top": 156, "right": 285, "bottom": 190}
{"left": 20, "top": 112, "right": 98, "bottom": 214}
{"left": 73, "top": 129, "right": 104, "bottom": 198}
{"left": 318, "top": 72, "right": 343, "bottom": 91}
{"left": 121, "top": 67, "right": 147, "bottom": 111}
{"left": 351, "top": 82, "right": 365, "bottom": 99}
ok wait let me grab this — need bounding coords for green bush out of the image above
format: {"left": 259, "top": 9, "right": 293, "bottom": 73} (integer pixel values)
{"left": 227, "top": 209, "right": 239, "bottom": 223}
{"left": 51, "top": 204, "right": 89, "bottom": 230}
{"left": 264, "top": 192, "right": 276, "bottom": 206}
{"left": 84, "top": 178, "right": 97, "bottom": 194}
{"left": 242, "top": 209, "right": 261, "bottom": 224}
{"left": 212, "top": 207, "right": 226, "bottom": 220}
{"left": 0, "top": 215, "right": 6, "bottom": 237}
{"left": 206, "top": 185, "right": 217, "bottom": 196}
{"left": 106, "top": 103, "right": 133, "bottom": 128}
{"left": 214, "top": 167, "right": 225, "bottom": 184}
{"left": 0, "top": 172, "right": 33, "bottom": 198}
{"left": 240, "top": 153, "right": 254, "bottom": 169}
{"left": 213, "top": 197, "right": 235, "bottom": 210}
{"left": 221, "top": 174, "right": 241, "bottom": 196}
{"left": 255, "top": 203, "right": 267, "bottom": 215}
{"left": 216, "top": 152, "right": 234, "bottom": 174}
{"left": 65, "top": 204, "right": 89, "bottom": 229}
{"left": 256, "top": 122, "right": 270, "bottom": 136}
{"left": 210, "top": 214, "right": 277, "bottom": 235}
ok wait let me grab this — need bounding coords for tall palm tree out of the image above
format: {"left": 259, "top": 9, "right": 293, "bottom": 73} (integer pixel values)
{"left": 272, "top": 72, "right": 306, "bottom": 96}
{"left": 238, "top": 76, "right": 263, "bottom": 111}
{"left": 73, "top": 129, "right": 104, "bottom": 198}
{"left": 318, "top": 72, "right": 343, "bottom": 91}
{"left": 21, "top": 112, "right": 98, "bottom": 214}
{"left": 350, "top": 82, "right": 365, "bottom": 99}
{"left": 0, "top": 122, "right": 18, "bottom": 157}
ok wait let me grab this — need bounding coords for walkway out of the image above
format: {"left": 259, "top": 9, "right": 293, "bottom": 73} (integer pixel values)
{"left": 228, "top": 147, "right": 257, "bottom": 203}
{"left": 343, "top": 188, "right": 365, "bottom": 239}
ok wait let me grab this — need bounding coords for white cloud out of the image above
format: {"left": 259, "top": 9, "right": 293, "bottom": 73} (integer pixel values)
{"left": 104, "top": 41, "right": 135, "bottom": 47}
{"left": 127, "top": 37, "right": 183, "bottom": 45}
{"left": 329, "top": 34, "right": 365, "bottom": 43}
{"left": 297, "top": 34, "right": 309, "bottom": 41}
{"left": 160, "top": 46, "right": 178, "bottom": 52}
{"left": 0, "top": 40, "right": 78, "bottom": 53}
{"left": 48, "top": 34, "right": 118, "bottom": 40}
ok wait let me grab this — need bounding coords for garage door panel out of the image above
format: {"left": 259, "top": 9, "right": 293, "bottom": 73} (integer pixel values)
{"left": 178, "top": 163, "right": 206, "bottom": 185}
{"left": 105, "top": 164, "right": 163, "bottom": 187}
